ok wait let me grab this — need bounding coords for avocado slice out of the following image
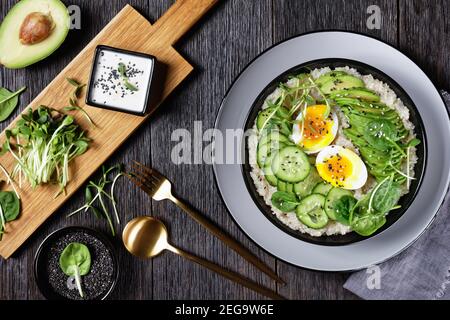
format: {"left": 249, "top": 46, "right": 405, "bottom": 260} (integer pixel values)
{"left": 314, "top": 71, "right": 347, "bottom": 86}
{"left": 329, "top": 88, "right": 380, "bottom": 102}
{"left": 320, "top": 75, "right": 365, "bottom": 94}
{"left": 0, "top": 0, "right": 69, "bottom": 69}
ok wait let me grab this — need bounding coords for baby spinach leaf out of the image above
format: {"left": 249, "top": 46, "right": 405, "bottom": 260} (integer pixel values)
{"left": 364, "top": 119, "right": 398, "bottom": 150}
{"left": 271, "top": 191, "right": 300, "bottom": 212}
{"left": 333, "top": 195, "right": 357, "bottom": 225}
{"left": 59, "top": 242, "right": 91, "bottom": 298}
{"left": 351, "top": 212, "right": 386, "bottom": 236}
{"left": 0, "top": 191, "right": 20, "bottom": 222}
{"left": 0, "top": 86, "right": 26, "bottom": 122}
{"left": 372, "top": 179, "right": 402, "bottom": 214}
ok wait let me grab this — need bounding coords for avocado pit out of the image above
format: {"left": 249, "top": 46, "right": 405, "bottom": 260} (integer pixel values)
{"left": 19, "top": 12, "right": 54, "bottom": 45}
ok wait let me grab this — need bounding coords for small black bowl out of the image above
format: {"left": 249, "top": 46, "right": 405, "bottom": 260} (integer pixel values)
{"left": 242, "top": 58, "right": 427, "bottom": 246}
{"left": 34, "top": 226, "right": 119, "bottom": 300}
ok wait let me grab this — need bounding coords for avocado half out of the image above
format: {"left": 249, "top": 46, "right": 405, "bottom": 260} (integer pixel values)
{"left": 0, "top": 0, "right": 70, "bottom": 69}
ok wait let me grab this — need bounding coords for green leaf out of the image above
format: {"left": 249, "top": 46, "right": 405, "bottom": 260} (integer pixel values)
{"left": 59, "top": 242, "right": 91, "bottom": 276}
{"left": 364, "top": 119, "right": 398, "bottom": 150}
{"left": 372, "top": 179, "right": 402, "bottom": 214}
{"left": 0, "top": 86, "right": 26, "bottom": 122}
{"left": 63, "top": 106, "right": 78, "bottom": 111}
{"left": 69, "top": 98, "right": 78, "bottom": 107}
{"left": 118, "top": 63, "right": 139, "bottom": 92}
{"left": 406, "top": 138, "right": 421, "bottom": 148}
{"left": 85, "top": 186, "right": 93, "bottom": 204}
{"left": 0, "top": 191, "right": 20, "bottom": 222}
{"left": 73, "top": 84, "right": 86, "bottom": 99}
{"left": 90, "top": 206, "right": 103, "bottom": 219}
{"left": 351, "top": 212, "right": 386, "bottom": 236}
{"left": 124, "top": 80, "right": 138, "bottom": 91}
{"left": 74, "top": 140, "right": 89, "bottom": 155}
{"left": 333, "top": 195, "right": 357, "bottom": 225}
{"left": 66, "top": 78, "right": 81, "bottom": 87}
{"left": 271, "top": 191, "right": 300, "bottom": 212}
{"left": 118, "top": 63, "right": 126, "bottom": 77}
{"left": 62, "top": 116, "right": 74, "bottom": 126}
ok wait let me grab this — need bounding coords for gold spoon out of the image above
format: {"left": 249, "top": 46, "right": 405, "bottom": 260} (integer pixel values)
{"left": 122, "top": 216, "right": 284, "bottom": 300}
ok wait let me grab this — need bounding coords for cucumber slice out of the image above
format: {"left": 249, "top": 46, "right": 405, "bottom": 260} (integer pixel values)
{"left": 271, "top": 146, "right": 310, "bottom": 183}
{"left": 312, "top": 181, "right": 333, "bottom": 196}
{"left": 296, "top": 194, "right": 328, "bottom": 229}
{"left": 286, "top": 183, "right": 295, "bottom": 194}
{"left": 256, "top": 141, "right": 286, "bottom": 168}
{"left": 257, "top": 143, "right": 270, "bottom": 168}
{"left": 263, "top": 153, "right": 278, "bottom": 186}
{"left": 325, "top": 188, "right": 354, "bottom": 220}
{"left": 264, "top": 167, "right": 278, "bottom": 186}
{"left": 293, "top": 167, "right": 322, "bottom": 198}
{"left": 277, "top": 180, "right": 287, "bottom": 192}
{"left": 259, "top": 131, "right": 291, "bottom": 147}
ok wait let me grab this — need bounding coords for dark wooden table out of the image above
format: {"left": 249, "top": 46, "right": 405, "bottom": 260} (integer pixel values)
{"left": 0, "top": 0, "right": 448, "bottom": 300}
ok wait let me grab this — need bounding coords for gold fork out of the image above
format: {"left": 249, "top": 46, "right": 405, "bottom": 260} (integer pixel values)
{"left": 128, "top": 161, "right": 285, "bottom": 284}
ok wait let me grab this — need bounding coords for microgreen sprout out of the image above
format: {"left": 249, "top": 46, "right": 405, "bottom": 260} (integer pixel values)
{"left": 65, "top": 78, "right": 95, "bottom": 127}
{"left": 67, "top": 164, "right": 125, "bottom": 235}
{"left": 0, "top": 163, "right": 20, "bottom": 199}
{"left": 2, "top": 106, "right": 90, "bottom": 194}
{"left": 118, "top": 63, "right": 138, "bottom": 91}
{"left": 0, "top": 205, "right": 5, "bottom": 239}
{"left": 307, "top": 76, "right": 331, "bottom": 118}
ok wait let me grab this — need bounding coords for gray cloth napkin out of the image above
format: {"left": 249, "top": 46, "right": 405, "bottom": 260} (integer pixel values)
{"left": 344, "top": 90, "right": 450, "bottom": 300}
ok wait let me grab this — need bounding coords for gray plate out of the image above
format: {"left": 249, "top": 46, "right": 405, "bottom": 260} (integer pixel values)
{"left": 212, "top": 31, "right": 450, "bottom": 271}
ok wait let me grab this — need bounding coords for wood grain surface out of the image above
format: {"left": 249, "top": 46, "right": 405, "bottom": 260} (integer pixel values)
{"left": 0, "top": 0, "right": 448, "bottom": 300}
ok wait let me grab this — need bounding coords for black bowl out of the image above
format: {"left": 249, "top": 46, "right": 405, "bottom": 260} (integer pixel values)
{"left": 242, "top": 58, "right": 427, "bottom": 246}
{"left": 34, "top": 226, "right": 119, "bottom": 300}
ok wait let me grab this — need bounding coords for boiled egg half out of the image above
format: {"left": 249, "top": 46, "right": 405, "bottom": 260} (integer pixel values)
{"left": 290, "top": 104, "right": 338, "bottom": 154}
{"left": 316, "top": 145, "right": 368, "bottom": 190}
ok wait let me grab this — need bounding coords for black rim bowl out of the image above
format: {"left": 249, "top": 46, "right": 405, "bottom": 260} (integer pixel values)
{"left": 34, "top": 226, "right": 119, "bottom": 300}
{"left": 242, "top": 58, "right": 427, "bottom": 246}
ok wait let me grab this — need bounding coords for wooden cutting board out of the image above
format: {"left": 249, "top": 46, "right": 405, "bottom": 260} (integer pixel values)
{"left": 0, "top": 0, "right": 218, "bottom": 259}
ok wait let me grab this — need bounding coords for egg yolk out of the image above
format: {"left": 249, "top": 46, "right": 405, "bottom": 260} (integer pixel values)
{"left": 301, "top": 105, "right": 334, "bottom": 150}
{"left": 317, "top": 153, "right": 353, "bottom": 188}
